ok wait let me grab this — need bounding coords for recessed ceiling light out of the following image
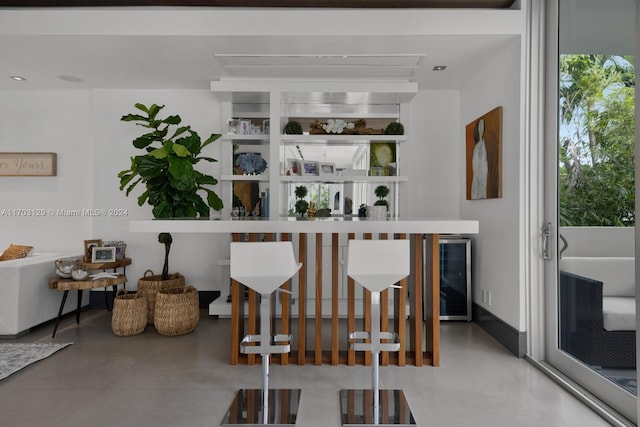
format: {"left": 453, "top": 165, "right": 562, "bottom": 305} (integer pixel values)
{"left": 433, "top": 66, "right": 447, "bottom": 71}
{"left": 9, "top": 75, "right": 27, "bottom": 81}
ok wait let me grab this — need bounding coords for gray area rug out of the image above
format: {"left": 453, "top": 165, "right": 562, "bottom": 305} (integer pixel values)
{"left": 0, "top": 343, "right": 72, "bottom": 380}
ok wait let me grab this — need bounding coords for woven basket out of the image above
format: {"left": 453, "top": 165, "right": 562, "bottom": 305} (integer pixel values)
{"left": 138, "top": 270, "right": 185, "bottom": 325}
{"left": 154, "top": 285, "right": 200, "bottom": 336}
{"left": 111, "top": 290, "right": 147, "bottom": 336}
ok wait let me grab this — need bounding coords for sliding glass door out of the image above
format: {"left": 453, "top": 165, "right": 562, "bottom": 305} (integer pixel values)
{"left": 544, "top": 0, "right": 636, "bottom": 422}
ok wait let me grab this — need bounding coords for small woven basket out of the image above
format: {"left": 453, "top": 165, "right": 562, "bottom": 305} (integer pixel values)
{"left": 111, "top": 290, "right": 147, "bottom": 336}
{"left": 138, "top": 270, "right": 185, "bottom": 325}
{"left": 154, "top": 286, "right": 200, "bottom": 336}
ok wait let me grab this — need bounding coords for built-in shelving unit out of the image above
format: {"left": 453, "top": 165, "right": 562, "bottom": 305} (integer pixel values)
{"left": 211, "top": 80, "right": 417, "bottom": 219}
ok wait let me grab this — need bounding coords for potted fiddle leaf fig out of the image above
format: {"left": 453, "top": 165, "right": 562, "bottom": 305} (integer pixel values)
{"left": 118, "top": 102, "right": 223, "bottom": 290}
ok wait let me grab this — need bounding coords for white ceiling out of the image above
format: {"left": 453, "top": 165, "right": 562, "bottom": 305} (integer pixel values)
{"left": 0, "top": 32, "right": 517, "bottom": 91}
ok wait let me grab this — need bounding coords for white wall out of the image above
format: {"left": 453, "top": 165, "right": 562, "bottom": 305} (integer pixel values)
{"left": 460, "top": 36, "right": 523, "bottom": 330}
{"left": 0, "top": 91, "right": 93, "bottom": 253}
{"left": 407, "top": 91, "right": 461, "bottom": 218}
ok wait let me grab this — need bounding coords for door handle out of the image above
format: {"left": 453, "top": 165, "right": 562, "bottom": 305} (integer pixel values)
{"left": 542, "top": 222, "right": 552, "bottom": 261}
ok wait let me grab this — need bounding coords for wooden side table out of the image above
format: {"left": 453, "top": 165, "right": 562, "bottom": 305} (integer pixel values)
{"left": 81, "top": 258, "right": 131, "bottom": 310}
{"left": 48, "top": 274, "right": 127, "bottom": 338}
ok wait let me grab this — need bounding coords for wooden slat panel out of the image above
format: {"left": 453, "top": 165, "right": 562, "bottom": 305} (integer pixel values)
{"left": 424, "top": 233, "right": 440, "bottom": 366}
{"left": 297, "top": 233, "right": 307, "bottom": 365}
{"left": 395, "top": 233, "right": 407, "bottom": 366}
{"left": 379, "top": 233, "right": 389, "bottom": 366}
{"left": 246, "top": 233, "right": 259, "bottom": 365}
{"left": 280, "top": 232, "right": 291, "bottom": 365}
{"left": 363, "top": 232, "right": 372, "bottom": 366}
{"left": 347, "top": 232, "right": 356, "bottom": 366}
{"left": 315, "top": 233, "right": 323, "bottom": 365}
{"left": 410, "top": 233, "right": 423, "bottom": 366}
{"left": 331, "top": 233, "right": 339, "bottom": 365}
{"left": 230, "top": 233, "right": 242, "bottom": 365}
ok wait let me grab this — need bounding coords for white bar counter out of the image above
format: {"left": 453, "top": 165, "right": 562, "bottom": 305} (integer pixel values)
{"left": 129, "top": 216, "right": 479, "bottom": 235}
{"left": 129, "top": 216, "right": 478, "bottom": 367}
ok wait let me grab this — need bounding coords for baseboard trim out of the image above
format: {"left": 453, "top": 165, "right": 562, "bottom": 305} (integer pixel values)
{"left": 472, "top": 303, "right": 526, "bottom": 357}
{"left": 90, "top": 290, "right": 221, "bottom": 309}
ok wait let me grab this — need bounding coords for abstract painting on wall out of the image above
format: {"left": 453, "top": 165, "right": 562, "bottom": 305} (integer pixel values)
{"left": 465, "top": 106, "right": 502, "bottom": 200}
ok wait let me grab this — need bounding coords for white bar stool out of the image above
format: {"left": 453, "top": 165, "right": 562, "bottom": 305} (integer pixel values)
{"left": 222, "top": 241, "right": 302, "bottom": 427}
{"left": 340, "top": 239, "right": 415, "bottom": 426}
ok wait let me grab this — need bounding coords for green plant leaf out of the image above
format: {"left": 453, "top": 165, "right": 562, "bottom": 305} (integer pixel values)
{"left": 195, "top": 171, "right": 217, "bottom": 186}
{"left": 170, "top": 126, "right": 190, "bottom": 140}
{"left": 137, "top": 190, "right": 149, "bottom": 206}
{"left": 168, "top": 156, "right": 195, "bottom": 186}
{"left": 163, "top": 115, "right": 181, "bottom": 125}
{"left": 172, "top": 143, "right": 191, "bottom": 157}
{"left": 198, "top": 156, "right": 218, "bottom": 163}
{"left": 134, "top": 103, "right": 151, "bottom": 114}
{"left": 121, "top": 113, "right": 147, "bottom": 122}
{"left": 200, "top": 133, "right": 221, "bottom": 151}
{"left": 136, "top": 156, "right": 166, "bottom": 179}
{"left": 206, "top": 189, "right": 223, "bottom": 211}
{"left": 125, "top": 178, "right": 142, "bottom": 196}
{"left": 148, "top": 104, "right": 162, "bottom": 119}
{"left": 148, "top": 146, "right": 169, "bottom": 159}
{"left": 152, "top": 201, "right": 173, "bottom": 219}
{"left": 133, "top": 134, "right": 157, "bottom": 149}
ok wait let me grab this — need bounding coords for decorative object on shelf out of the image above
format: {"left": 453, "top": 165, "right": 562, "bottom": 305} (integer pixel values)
{"left": 55, "top": 257, "right": 80, "bottom": 279}
{"left": 235, "top": 152, "right": 267, "bottom": 175}
{"left": 384, "top": 122, "right": 405, "bottom": 135}
{"left": 358, "top": 204, "right": 368, "bottom": 218}
{"left": 70, "top": 263, "right": 89, "bottom": 281}
{"left": 283, "top": 120, "right": 303, "bottom": 135}
{"left": 262, "top": 119, "right": 270, "bottom": 134}
{"left": 294, "top": 185, "right": 308, "bottom": 217}
{"left": 301, "top": 160, "right": 319, "bottom": 176}
{"left": 83, "top": 239, "right": 102, "bottom": 263}
{"left": 369, "top": 185, "right": 390, "bottom": 220}
{"left": 370, "top": 142, "right": 396, "bottom": 176}
{"left": 287, "top": 158, "right": 301, "bottom": 176}
{"left": 466, "top": 106, "right": 502, "bottom": 200}
{"left": 0, "top": 152, "right": 57, "bottom": 177}
{"left": 227, "top": 119, "right": 239, "bottom": 134}
{"left": 307, "top": 201, "right": 317, "bottom": 218}
{"left": 111, "top": 290, "right": 147, "bottom": 337}
{"left": 103, "top": 240, "right": 126, "bottom": 261}
{"left": 309, "top": 119, "right": 384, "bottom": 135}
{"left": 91, "top": 246, "right": 116, "bottom": 263}
{"left": 239, "top": 119, "right": 251, "bottom": 135}
{"left": 154, "top": 286, "right": 200, "bottom": 336}
{"left": 374, "top": 185, "right": 390, "bottom": 208}
{"left": 321, "top": 119, "right": 355, "bottom": 134}
{"left": 319, "top": 162, "right": 335, "bottom": 176}
{"left": 118, "top": 102, "right": 223, "bottom": 283}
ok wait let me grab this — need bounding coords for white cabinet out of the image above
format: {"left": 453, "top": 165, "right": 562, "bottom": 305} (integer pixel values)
{"left": 211, "top": 81, "right": 416, "bottom": 219}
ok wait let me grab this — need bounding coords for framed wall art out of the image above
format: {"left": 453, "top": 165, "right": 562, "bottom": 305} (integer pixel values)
{"left": 465, "top": 106, "right": 503, "bottom": 200}
{"left": 0, "top": 152, "right": 57, "bottom": 176}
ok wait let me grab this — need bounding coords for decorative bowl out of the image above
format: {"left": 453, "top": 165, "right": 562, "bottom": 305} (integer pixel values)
{"left": 55, "top": 257, "right": 78, "bottom": 279}
{"left": 71, "top": 264, "right": 89, "bottom": 281}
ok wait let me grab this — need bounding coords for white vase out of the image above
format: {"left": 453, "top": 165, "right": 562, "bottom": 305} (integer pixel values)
{"left": 368, "top": 205, "right": 387, "bottom": 220}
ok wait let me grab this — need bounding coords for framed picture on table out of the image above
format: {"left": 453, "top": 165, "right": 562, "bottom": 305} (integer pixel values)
{"left": 92, "top": 246, "right": 116, "bottom": 263}
{"left": 83, "top": 239, "right": 102, "bottom": 262}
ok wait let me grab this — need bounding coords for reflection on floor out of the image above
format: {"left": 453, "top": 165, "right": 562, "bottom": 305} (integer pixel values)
{"left": 0, "top": 310, "right": 613, "bottom": 427}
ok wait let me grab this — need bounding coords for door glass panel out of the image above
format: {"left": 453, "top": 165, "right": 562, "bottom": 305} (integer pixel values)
{"left": 556, "top": 0, "right": 636, "bottom": 396}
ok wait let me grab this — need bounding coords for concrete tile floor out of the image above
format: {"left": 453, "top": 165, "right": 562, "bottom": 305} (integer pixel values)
{"left": 0, "top": 309, "right": 612, "bottom": 427}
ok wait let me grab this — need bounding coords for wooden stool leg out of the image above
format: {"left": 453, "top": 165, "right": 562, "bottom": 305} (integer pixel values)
{"left": 52, "top": 290, "right": 69, "bottom": 338}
